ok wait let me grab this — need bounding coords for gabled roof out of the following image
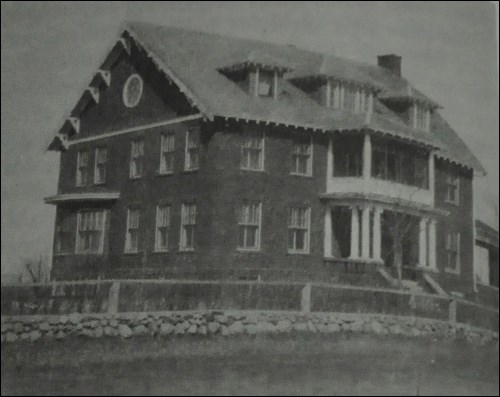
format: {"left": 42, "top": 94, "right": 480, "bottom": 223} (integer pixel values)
{"left": 218, "top": 49, "right": 293, "bottom": 73}
{"left": 51, "top": 21, "right": 485, "bottom": 173}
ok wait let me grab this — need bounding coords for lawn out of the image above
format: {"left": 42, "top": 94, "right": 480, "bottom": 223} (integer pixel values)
{"left": 1, "top": 334, "right": 499, "bottom": 396}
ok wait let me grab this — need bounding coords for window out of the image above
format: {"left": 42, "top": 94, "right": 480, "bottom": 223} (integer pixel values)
{"left": 184, "top": 129, "right": 199, "bottom": 171}
{"left": 76, "top": 150, "right": 89, "bottom": 186}
{"left": 288, "top": 207, "right": 311, "bottom": 253}
{"left": 257, "top": 70, "right": 274, "bottom": 97}
{"left": 125, "top": 208, "right": 140, "bottom": 253}
{"left": 445, "top": 169, "right": 460, "bottom": 205}
{"left": 330, "top": 82, "right": 372, "bottom": 113}
{"left": 180, "top": 203, "right": 196, "bottom": 250}
{"left": 413, "top": 103, "right": 430, "bottom": 131}
{"left": 159, "top": 133, "right": 175, "bottom": 174}
{"left": 123, "top": 74, "right": 143, "bottom": 108}
{"left": 94, "top": 147, "right": 107, "bottom": 184}
{"left": 291, "top": 138, "right": 312, "bottom": 176}
{"left": 238, "top": 202, "right": 261, "bottom": 250}
{"left": 445, "top": 232, "right": 460, "bottom": 273}
{"left": 55, "top": 212, "right": 73, "bottom": 254}
{"left": 333, "top": 135, "right": 363, "bottom": 177}
{"left": 129, "top": 139, "right": 144, "bottom": 179}
{"left": 241, "top": 132, "right": 264, "bottom": 171}
{"left": 155, "top": 205, "right": 170, "bottom": 251}
{"left": 371, "top": 139, "right": 429, "bottom": 189}
{"left": 76, "top": 210, "right": 106, "bottom": 254}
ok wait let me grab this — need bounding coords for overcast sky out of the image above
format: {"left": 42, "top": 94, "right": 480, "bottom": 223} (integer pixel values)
{"left": 1, "top": 1, "right": 498, "bottom": 276}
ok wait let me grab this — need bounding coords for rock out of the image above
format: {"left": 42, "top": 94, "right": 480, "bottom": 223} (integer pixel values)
{"left": 293, "top": 322, "right": 309, "bottom": 332}
{"left": 20, "top": 332, "right": 31, "bottom": 340}
{"left": 276, "top": 320, "right": 292, "bottom": 333}
{"left": 245, "top": 324, "right": 257, "bottom": 335}
{"left": 197, "top": 325, "right": 207, "bottom": 336}
{"left": 133, "top": 325, "right": 148, "bottom": 336}
{"left": 159, "top": 323, "right": 175, "bottom": 336}
{"left": 350, "top": 321, "right": 363, "bottom": 332}
{"left": 327, "top": 323, "right": 340, "bottom": 333}
{"left": 214, "top": 314, "right": 228, "bottom": 324}
{"left": 69, "top": 314, "right": 80, "bottom": 325}
{"left": 207, "top": 322, "right": 220, "bottom": 334}
{"left": 94, "top": 326, "right": 104, "bottom": 338}
{"left": 316, "top": 323, "right": 328, "bottom": 333}
{"left": 174, "top": 323, "right": 187, "bottom": 335}
{"left": 227, "top": 321, "right": 244, "bottom": 335}
{"left": 307, "top": 321, "right": 317, "bottom": 333}
{"left": 371, "top": 321, "right": 386, "bottom": 335}
{"left": 187, "top": 324, "right": 198, "bottom": 335}
{"left": 389, "top": 324, "right": 403, "bottom": 335}
{"left": 59, "top": 315, "right": 68, "bottom": 325}
{"left": 13, "top": 322, "right": 24, "bottom": 333}
{"left": 109, "top": 319, "right": 119, "bottom": 328}
{"left": 29, "top": 330, "right": 42, "bottom": 342}
{"left": 256, "top": 321, "right": 275, "bottom": 334}
{"left": 55, "top": 330, "right": 66, "bottom": 340}
{"left": 119, "top": 324, "right": 132, "bottom": 338}
{"left": 1, "top": 323, "right": 12, "bottom": 333}
{"left": 220, "top": 325, "right": 229, "bottom": 336}
{"left": 6, "top": 332, "right": 18, "bottom": 343}
{"left": 104, "top": 326, "right": 114, "bottom": 337}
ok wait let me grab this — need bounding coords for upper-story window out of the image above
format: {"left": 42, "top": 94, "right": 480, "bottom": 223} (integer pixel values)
{"left": 329, "top": 81, "right": 372, "bottom": 113}
{"left": 76, "top": 150, "right": 89, "bottom": 186}
{"left": 184, "top": 129, "right": 199, "bottom": 171}
{"left": 129, "top": 139, "right": 144, "bottom": 179}
{"left": 413, "top": 103, "right": 430, "bottom": 132}
{"left": 94, "top": 147, "right": 107, "bottom": 185}
{"left": 445, "top": 169, "right": 460, "bottom": 205}
{"left": 123, "top": 74, "right": 143, "bottom": 108}
{"left": 333, "top": 135, "right": 363, "bottom": 177}
{"left": 257, "top": 70, "right": 274, "bottom": 97}
{"left": 159, "top": 132, "right": 175, "bottom": 174}
{"left": 291, "top": 137, "right": 313, "bottom": 176}
{"left": 241, "top": 132, "right": 265, "bottom": 171}
{"left": 76, "top": 209, "right": 106, "bottom": 254}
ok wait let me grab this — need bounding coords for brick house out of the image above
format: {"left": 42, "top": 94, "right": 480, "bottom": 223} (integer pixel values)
{"left": 46, "top": 22, "right": 485, "bottom": 297}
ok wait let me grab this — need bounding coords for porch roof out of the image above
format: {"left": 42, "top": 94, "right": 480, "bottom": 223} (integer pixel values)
{"left": 44, "top": 192, "right": 120, "bottom": 205}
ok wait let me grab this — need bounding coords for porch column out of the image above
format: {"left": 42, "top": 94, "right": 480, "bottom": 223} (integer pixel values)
{"left": 373, "top": 207, "right": 383, "bottom": 261}
{"left": 363, "top": 133, "right": 372, "bottom": 181}
{"left": 428, "top": 219, "right": 437, "bottom": 270}
{"left": 324, "top": 208, "right": 332, "bottom": 258}
{"left": 361, "top": 206, "right": 371, "bottom": 259}
{"left": 419, "top": 218, "right": 428, "bottom": 267}
{"left": 350, "top": 207, "right": 360, "bottom": 258}
{"left": 428, "top": 152, "right": 435, "bottom": 206}
{"left": 327, "top": 136, "right": 334, "bottom": 182}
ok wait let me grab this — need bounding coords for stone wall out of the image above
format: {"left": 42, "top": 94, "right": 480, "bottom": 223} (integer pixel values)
{"left": 1, "top": 311, "right": 497, "bottom": 344}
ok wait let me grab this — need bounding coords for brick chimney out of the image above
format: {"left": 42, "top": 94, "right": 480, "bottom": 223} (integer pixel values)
{"left": 377, "top": 54, "right": 402, "bottom": 77}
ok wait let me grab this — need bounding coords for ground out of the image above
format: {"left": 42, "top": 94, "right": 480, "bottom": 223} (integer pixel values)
{"left": 1, "top": 334, "right": 499, "bottom": 396}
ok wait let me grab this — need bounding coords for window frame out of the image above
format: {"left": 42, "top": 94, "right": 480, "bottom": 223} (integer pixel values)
{"left": 93, "top": 146, "right": 107, "bottom": 185}
{"left": 54, "top": 212, "right": 73, "bottom": 255}
{"left": 75, "top": 209, "right": 106, "bottom": 255}
{"left": 287, "top": 206, "right": 311, "bottom": 254}
{"left": 122, "top": 73, "right": 143, "bottom": 108}
{"left": 240, "top": 132, "right": 265, "bottom": 172}
{"left": 124, "top": 208, "right": 140, "bottom": 253}
{"left": 129, "top": 139, "right": 145, "bottom": 179}
{"left": 290, "top": 136, "right": 313, "bottom": 177}
{"left": 154, "top": 204, "right": 171, "bottom": 252}
{"left": 444, "top": 169, "right": 460, "bottom": 205}
{"left": 76, "top": 150, "right": 89, "bottom": 187}
{"left": 184, "top": 129, "right": 199, "bottom": 172}
{"left": 180, "top": 203, "right": 196, "bottom": 251}
{"left": 237, "top": 201, "right": 262, "bottom": 251}
{"left": 445, "top": 231, "right": 461, "bottom": 274}
{"left": 159, "top": 132, "right": 175, "bottom": 175}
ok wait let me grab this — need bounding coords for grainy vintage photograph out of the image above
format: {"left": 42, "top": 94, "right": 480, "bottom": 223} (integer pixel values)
{"left": 1, "top": 1, "right": 499, "bottom": 395}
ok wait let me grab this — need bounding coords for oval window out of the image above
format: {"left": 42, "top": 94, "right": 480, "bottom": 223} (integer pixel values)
{"left": 123, "top": 74, "right": 143, "bottom": 108}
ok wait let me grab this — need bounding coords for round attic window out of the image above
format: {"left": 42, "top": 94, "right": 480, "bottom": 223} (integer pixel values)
{"left": 123, "top": 74, "right": 143, "bottom": 108}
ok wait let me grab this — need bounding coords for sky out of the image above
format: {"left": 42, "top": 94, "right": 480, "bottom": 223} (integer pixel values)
{"left": 1, "top": 1, "right": 498, "bottom": 277}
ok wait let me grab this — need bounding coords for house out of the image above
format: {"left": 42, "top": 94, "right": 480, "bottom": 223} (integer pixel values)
{"left": 46, "top": 21, "right": 485, "bottom": 298}
{"left": 475, "top": 220, "right": 499, "bottom": 288}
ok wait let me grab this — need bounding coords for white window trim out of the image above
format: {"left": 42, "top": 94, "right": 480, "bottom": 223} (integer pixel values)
{"left": 76, "top": 150, "right": 88, "bottom": 187}
{"left": 444, "top": 171, "right": 460, "bottom": 205}
{"left": 122, "top": 73, "right": 143, "bottom": 108}
{"left": 184, "top": 129, "right": 199, "bottom": 172}
{"left": 159, "top": 133, "right": 175, "bottom": 175}
{"left": 445, "top": 232, "right": 461, "bottom": 275}
{"left": 179, "top": 203, "right": 196, "bottom": 251}
{"left": 93, "top": 147, "right": 107, "bottom": 185}
{"left": 240, "top": 131, "right": 265, "bottom": 172}
{"left": 75, "top": 209, "right": 106, "bottom": 255}
{"left": 237, "top": 202, "right": 262, "bottom": 252}
{"left": 129, "top": 139, "right": 144, "bottom": 179}
{"left": 290, "top": 136, "right": 313, "bottom": 177}
{"left": 154, "top": 204, "right": 170, "bottom": 252}
{"left": 124, "top": 208, "right": 140, "bottom": 253}
{"left": 287, "top": 206, "right": 311, "bottom": 255}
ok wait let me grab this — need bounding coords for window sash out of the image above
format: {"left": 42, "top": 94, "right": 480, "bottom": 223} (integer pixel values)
{"left": 130, "top": 140, "right": 144, "bottom": 178}
{"left": 445, "top": 232, "right": 460, "bottom": 271}
{"left": 185, "top": 130, "right": 199, "bottom": 170}
{"left": 159, "top": 133, "right": 175, "bottom": 174}
{"left": 291, "top": 140, "right": 312, "bottom": 175}
{"left": 125, "top": 209, "right": 140, "bottom": 253}
{"left": 155, "top": 205, "right": 170, "bottom": 251}
{"left": 238, "top": 202, "right": 261, "bottom": 249}
{"left": 288, "top": 207, "right": 310, "bottom": 253}
{"left": 180, "top": 204, "right": 196, "bottom": 250}
{"left": 94, "top": 147, "right": 107, "bottom": 184}
{"left": 445, "top": 172, "right": 460, "bottom": 204}
{"left": 76, "top": 151, "right": 89, "bottom": 186}
{"left": 76, "top": 210, "right": 105, "bottom": 254}
{"left": 241, "top": 134, "right": 264, "bottom": 170}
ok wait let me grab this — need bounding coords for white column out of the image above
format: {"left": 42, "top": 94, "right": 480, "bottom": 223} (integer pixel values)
{"left": 327, "top": 136, "right": 334, "bottom": 182}
{"left": 325, "top": 79, "right": 331, "bottom": 108}
{"left": 324, "top": 208, "right": 332, "bottom": 258}
{"left": 254, "top": 68, "right": 259, "bottom": 97}
{"left": 340, "top": 85, "right": 345, "bottom": 110}
{"left": 428, "top": 219, "right": 437, "bottom": 270}
{"left": 373, "top": 207, "right": 383, "bottom": 261}
{"left": 361, "top": 206, "right": 371, "bottom": 259}
{"left": 367, "top": 92, "right": 374, "bottom": 114}
{"left": 428, "top": 152, "right": 435, "bottom": 206}
{"left": 363, "top": 133, "right": 372, "bottom": 182}
{"left": 419, "top": 218, "right": 428, "bottom": 267}
{"left": 350, "top": 207, "right": 360, "bottom": 259}
{"left": 273, "top": 70, "right": 278, "bottom": 100}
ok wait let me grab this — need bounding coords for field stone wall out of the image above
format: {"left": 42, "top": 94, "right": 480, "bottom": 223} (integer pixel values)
{"left": 1, "top": 311, "right": 498, "bottom": 344}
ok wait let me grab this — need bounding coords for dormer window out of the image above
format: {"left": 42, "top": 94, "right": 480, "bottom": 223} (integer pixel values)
{"left": 256, "top": 69, "right": 275, "bottom": 97}
{"left": 328, "top": 80, "right": 373, "bottom": 114}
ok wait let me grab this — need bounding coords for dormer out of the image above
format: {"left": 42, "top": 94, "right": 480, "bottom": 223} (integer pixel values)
{"left": 218, "top": 50, "right": 293, "bottom": 100}
{"left": 325, "top": 79, "right": 376, "bottom": 114}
